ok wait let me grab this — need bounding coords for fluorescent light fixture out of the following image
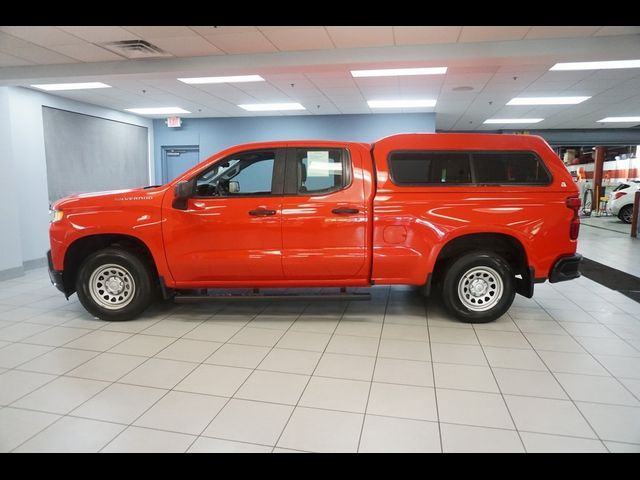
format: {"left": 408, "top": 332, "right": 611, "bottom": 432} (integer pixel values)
{"left": 238, "top": 103, "right": 305, "bottom": 111}
{"left": 597, "top": 116, "right": 640, "bottom": 123}
{"left": 507, "top": 96, "right": 590, "bottom": 106}
{"left": 178, "top": 75, "right": 264, "bottom": 84}
{"left": 550, "top": 59, "right": 640, "bottom": 71}
{"left": 483, "top": 118, "right": 544, "bottom": 124}
{"left": 31, "top": 82, "right": 111, "bottom": 91}
{"left": 351, "top": 67, "right": 447, "bottom": 77}
{"left": 368, "top": 99, "right": 437, "bottom": 108}
{"left": 125, "top": 107, "right": 190, "bottom": 115}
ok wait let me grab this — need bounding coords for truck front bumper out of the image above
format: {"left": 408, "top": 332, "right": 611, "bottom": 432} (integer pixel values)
{"left": 47, "top": 250, "right": 66, "bottom": 294}
{"left": 549, "top": 253, "right": 582, "bottom": 283}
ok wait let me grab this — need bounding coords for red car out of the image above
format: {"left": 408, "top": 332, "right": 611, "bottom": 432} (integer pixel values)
{"left": 48, "top": 133, "right": 582, "bottom": 323}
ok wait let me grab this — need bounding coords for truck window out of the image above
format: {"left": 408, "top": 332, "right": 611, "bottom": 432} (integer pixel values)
{"left": 389, "top": 152, "right": 471, "bottom": 185}
{"left": 195, "top": 150, "right": 276, "bottom": 197}
{"left": 295, "top": 148, "right": 348, "bottom": 194}
{"left": 472, "top": 152, "right": 551, "bottom": 185}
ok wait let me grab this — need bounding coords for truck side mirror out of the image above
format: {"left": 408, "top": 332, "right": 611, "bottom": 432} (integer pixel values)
{"left": 173, "top": 179, "right": 195, "bottom": 210}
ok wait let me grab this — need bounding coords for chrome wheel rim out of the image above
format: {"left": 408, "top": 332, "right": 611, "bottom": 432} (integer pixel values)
{"left": 89, "top": 264, "right": 135, "bottom": 310}
{"left": 622, "top": 207, "right": 633, "bottom": 223}
{"left": 457, "top": 266, "right": 503, "bottom": 312}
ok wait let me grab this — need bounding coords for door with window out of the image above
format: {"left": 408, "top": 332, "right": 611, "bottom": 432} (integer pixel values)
{"left": 163, "top": 149, "right": 285, "bottom": 284}
{"left": 162, "top": 146, "right": 200, "bottom": 183}
{"left": 281, "top": 147, "right": 368, "bottom": 280}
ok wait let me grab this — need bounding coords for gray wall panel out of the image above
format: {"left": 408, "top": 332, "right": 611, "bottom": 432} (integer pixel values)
{"left": 42, "top": 107, "right": 148, "bottom": 203}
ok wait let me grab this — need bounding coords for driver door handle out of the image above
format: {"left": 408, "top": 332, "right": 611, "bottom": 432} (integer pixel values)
{"left": 249, "top": 209, "right": 277, "bottom": 216}
{"left": 332, "top": 208, "right": 359, "bottom": 214}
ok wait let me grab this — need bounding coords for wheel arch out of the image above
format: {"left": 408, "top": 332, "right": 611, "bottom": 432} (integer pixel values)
{"left": 428, "top": 232, "right": 533, "bottom": 298}
{"left": 62, "top": 234, "right": 158, "bottom": 297}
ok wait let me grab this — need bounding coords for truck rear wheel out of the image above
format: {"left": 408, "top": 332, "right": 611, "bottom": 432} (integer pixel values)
{"left": 441, "top": 252, "right": 515, "bottom": 323}
{"left": 76, "top": 248, "right": 154, "bottom": 321}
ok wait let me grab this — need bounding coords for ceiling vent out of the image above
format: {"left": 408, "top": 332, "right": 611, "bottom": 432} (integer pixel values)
{"left": 100, "top": 40, "right": 172, "bottom": 59}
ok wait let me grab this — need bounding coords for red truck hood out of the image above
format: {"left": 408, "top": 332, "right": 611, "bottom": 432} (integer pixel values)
{"left": 52, "top": 186, "right": 165, "bottom": 210}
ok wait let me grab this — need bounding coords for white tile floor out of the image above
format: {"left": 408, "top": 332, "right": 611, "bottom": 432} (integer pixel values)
{"left": 1, "top": 267, "right": 640, "bottom": 452}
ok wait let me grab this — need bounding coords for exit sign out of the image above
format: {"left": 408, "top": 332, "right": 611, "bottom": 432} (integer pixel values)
{"left": 166, "top": 116, "right": 182, "bottom": 128}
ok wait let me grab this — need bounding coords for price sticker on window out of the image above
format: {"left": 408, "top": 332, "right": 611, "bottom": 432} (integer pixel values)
{"left": 307, "top": 150, "right": 341, "bottom": 177}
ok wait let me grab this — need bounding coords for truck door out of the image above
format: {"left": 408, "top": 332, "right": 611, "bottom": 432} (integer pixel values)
{"left": 162, "top": 148, "right": 285, "bottom": 285}
{"left": 281, "top": 146, "right": 368, "bottom": 280}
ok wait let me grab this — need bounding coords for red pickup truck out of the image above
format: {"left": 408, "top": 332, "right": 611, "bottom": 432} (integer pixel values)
{"left": 48, "top": 133, "right": 582, "bottom": 323}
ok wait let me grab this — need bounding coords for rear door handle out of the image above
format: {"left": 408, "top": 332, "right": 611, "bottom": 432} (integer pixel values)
{"left": 332, "top": 208, "right": 359, "bottom": 214}
{"left": 249, "top": 209, "right": 277, "bottom": 216}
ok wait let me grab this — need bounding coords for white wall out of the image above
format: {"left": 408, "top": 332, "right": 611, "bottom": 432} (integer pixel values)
{"left": 0, "top": 88, "right": 24, "bottom": 274}
{"left": 0, "top": 86, "right": 154, "bottom": 276}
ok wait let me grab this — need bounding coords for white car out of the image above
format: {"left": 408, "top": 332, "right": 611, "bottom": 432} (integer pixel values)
{"left": 610, "top": 181, "right": 640, "bottom": 223}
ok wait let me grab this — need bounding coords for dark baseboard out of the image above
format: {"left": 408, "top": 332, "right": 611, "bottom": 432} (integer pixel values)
{"left": 24, "top": 257, "right": 47, "bottom": 270}
{"left": 0, "top": 256, "right": 47, "bottom": 281}
{"left": 0, "top": 265, "right": 24, "bottom": 281}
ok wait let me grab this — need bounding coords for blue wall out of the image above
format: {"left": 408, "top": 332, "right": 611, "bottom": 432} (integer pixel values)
{"left": 153, "top": 113, "right": 435, "bottom": 184}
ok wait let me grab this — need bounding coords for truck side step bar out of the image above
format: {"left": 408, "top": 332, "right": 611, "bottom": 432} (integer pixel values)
{"left": 174, "top": 290, "right": 371, "bottom": 303}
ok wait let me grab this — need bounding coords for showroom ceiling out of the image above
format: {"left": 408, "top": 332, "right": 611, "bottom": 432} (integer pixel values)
{"left": 0, "top": 26, "right": 639, "bottom": 130}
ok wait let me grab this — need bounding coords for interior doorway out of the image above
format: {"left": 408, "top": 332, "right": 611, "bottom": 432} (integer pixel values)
{"left": 161, "top": 146, "right": 200, "bottom": 183}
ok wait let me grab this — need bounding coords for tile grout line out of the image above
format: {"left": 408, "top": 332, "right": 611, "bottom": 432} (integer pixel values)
{"left": 10, "top": 371, "right": 638, "bottom": 417}
{"left": 8, "top": 399, "right": 640, "bottom": 447}
{"left": 355, "top": 286, "right": 392, "bottom": 453}
{"left": 177, "top": 299, "right": 315, "bottom": 453}
{"left": 0, "top": 300, "right": 181, "bottom": 372}
{"left": 5, "top": 315, "right": 175, "bottom": 453}
{"left": 269, "top": 297, "right": 352, "bottom": 453}
{"left": 5, "top": 305, "right": 185, "bottom": 379}
{"left": 7, "top": 317, "right": 640, "bottom": 385}
{"left": 536, "top": 289, "right": 640, "bottom": 401}
{"left": 7, "top": 318, "right": 639, "bottom": 404}
{"left": 426, "top": 304, "right": 445, "bottom": 453}
{"left": 516, "top": 296, "right": 640, "bottom": 403}
{"left": 469, "top": 318, "right": 528, "bottom": 453}
{"left": 3, "top": 270, "right": 640, "bottom": 452}
{"left": 100, "top": 301, "right": 273, "bottom": 453}
{"left": 508, "top": 306, "right": 611, "bottom": 453}
{"left": 8, "top": 301, "right": 234, "bottom": 453}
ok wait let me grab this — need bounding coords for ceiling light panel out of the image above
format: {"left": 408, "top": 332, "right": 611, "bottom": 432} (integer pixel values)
{"left": 483, "top": 118, "right": 544, "bottom": 124}
{"left": 597, "top": 116, "right": 640, "bottom": 122}
{"left": 238, "top": 103, "right": 305, "bottom": 111}
{"left": 368, "top": 99, "right": 437, "bottom": 108}
{"left": 507, "top": 96, "right": 591, "bottom": 105}
{"left": 351, "top": 67, "right": 447, "bottom": 77}
{"left": 550, "top": 60, "right": 640, "bottom": 71}
{"left": 31, "top": 82, "right": 112, "bottom": 91}
{"left": 177, "top": 75, "right": 265, "bottom": 84}
{"left": 125, "top": 107, "right": 190, "bottom": 115}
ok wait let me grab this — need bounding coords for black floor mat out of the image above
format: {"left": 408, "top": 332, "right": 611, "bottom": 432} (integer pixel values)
{"left": 580, "top": 257, "right": 640, "bottom": 303}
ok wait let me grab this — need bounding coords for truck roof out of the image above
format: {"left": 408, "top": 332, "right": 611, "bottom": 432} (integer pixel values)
{"left": 372, "top": 132, "right": 552, "bottom": 152}
{"left": 218, "top": 132, "right": 551, "bottom": 154}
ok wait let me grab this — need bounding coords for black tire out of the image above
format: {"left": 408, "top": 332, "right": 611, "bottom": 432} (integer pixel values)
{"left": 619, "top": 205, "right": 633, "bottom": 224}
{"left": 76, "top": 248, "right": 154, "bottom": 321}
{"left": 441, "top": 252, "right": 515, "bottom": 323}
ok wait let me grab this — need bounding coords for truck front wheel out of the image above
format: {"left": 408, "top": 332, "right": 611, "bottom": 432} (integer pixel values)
{"left": 76, "top": 248, "right": 154, "bottom": 321}
{"left": 441, "top": 252, "right": 515, "bottom": 323}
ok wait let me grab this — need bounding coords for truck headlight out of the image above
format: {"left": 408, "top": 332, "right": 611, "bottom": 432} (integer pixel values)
{"left": 49, "top": 209, "right": 64, "bottom": 223}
